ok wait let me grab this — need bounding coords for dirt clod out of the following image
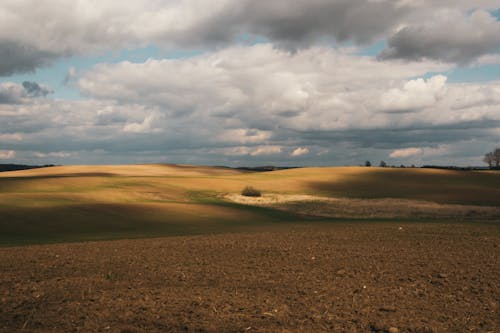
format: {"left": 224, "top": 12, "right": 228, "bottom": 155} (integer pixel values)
{"left": 379, "top": 306, "right": 397, "bottom": 312}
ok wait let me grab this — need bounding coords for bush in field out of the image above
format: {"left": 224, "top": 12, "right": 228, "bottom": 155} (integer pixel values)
{"left": 241, "top": 186, "right": 261, "bottom": 197}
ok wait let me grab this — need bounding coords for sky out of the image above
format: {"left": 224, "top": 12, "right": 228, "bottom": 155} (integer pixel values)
{"left": 1, "top": 0, "right": 500, "bottom": 167}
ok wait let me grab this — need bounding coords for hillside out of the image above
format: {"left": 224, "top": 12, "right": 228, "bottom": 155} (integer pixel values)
{"left": 1, "top": 164, "right": 499, "bottom": 245}
{"left": 0, "top": 164, "right": 55, "bottom": 172}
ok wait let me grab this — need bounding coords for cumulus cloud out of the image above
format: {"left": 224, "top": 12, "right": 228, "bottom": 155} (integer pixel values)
{"left": 389, "top": 145, "right": 450, "bottom": 159}
{"left": 217, "top": 129, "right": 272, "bottom": 144}
{"left": 1, "top": 87, "right": 498, "bottom": 166}
{"left": 389, "top": 147, "right": 422, "bottom": 158}
{"left": 1, "top": 0, "right": 498, "bottom": 75}
{"left": 380, "top": 10, "right": 500, "bottom": 63}
{"left": 0, "top": 42, "right": 497, "bottom": 166}
{"left": 0, "top": 150, "right": 15, "bottom": 159}
{"left": 65, "top": 44, "right": 500, "bottom": 165}
{"left": 291, "top": 147, "right": 309, "bottom": 157}
{"left": 0, "top": 133, "right": 23, "bottom": 141}
{"left": 123, "top": 113, "right": 162, "bottom": 133}
{"left": 34, "top": 151, "right": 74, "bottom": 158}
{"left": 0, "top": 82, "right": 24, "bottom": 104}
{"left": 223, "top": 145, "right": 282, "bottom": 156}
{"left": 380, "top": 75, "right": 447, "bottom": 113}
{"left": 78, "top": 44, "right": 452, "bottom": 133}
{"left": 250, "top": 146, "right": 282, "bottom": 156}
{"left": 74, "top": 45, "right": 500, "bottom": 164}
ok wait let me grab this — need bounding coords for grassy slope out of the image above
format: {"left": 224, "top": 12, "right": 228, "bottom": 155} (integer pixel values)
{"left": 1, "top": 164, "right": 499, "bottom": 245}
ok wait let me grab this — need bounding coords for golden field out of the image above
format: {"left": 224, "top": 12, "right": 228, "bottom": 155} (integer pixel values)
{"left": 1, "top": 164, "right": 499, "bottom": 245}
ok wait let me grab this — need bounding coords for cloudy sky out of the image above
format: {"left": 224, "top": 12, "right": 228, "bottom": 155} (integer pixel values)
{"left": 1, "top": 0, "right": 500, "bottom": 167}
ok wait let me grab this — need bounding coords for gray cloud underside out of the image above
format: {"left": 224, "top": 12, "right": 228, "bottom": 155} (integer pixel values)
{"left": 0, "top": 81, "right": 52, "bottom": 104}
{"left": 174, "top": 0, "right": 410, "bottom": 49}
{"left": 379, "top": 10, "right": 500, "bottom": 63}
{"left": 0, "top": 41, "right": 59, "bottom": 76}
{"left": 1, "top": 0, "right": 499, "bottom": 75}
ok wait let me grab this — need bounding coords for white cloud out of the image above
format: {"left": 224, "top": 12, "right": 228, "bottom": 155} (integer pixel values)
{"left": 223, "top": 145, "right": 282, "bottom": 156}
{"left": 291, "top": 147, "right": 309, "bottom": 157}
{"left": 390, "top": 147, "right": 422, "bottom": 158}
{"left": 78, "top": 44, "right": 500, "bottom": 133}
{"left": 123, "top": 113, "right": 162, "bottom": 133}
{"left": 0, "top": 133, "right": 23, "bottom": 141}
{"left": 216, "top": 129, "right": 272, "bottom": 144}
{"left": 79, "top": 44, "right": 452, "bottom": 133}
{"left": 389, "top": 145, "right": 449, "bottom": 158}
{"left": 0, "top": 82, "right": 26, "bottom": 104}
{"left": 34, "top": 151, "right": 75, "bottom": 158}
{"left": 0, "top": 150, "right": 15, "bottom": 159}
{"left": 250, "top": 146, "right": 282, "bottom": 156}
{"left": 380, "top": 75, "right": 447, "bottom": 113}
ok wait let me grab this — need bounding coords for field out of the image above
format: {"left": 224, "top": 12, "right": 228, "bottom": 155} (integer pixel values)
{"left": 0, "top": 165, "right": 499, "bottom": 332}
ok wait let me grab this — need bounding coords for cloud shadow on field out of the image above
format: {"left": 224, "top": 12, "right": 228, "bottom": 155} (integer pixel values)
{"left": 306, "top": 169, "right": 500, "bottom": 206}
{"left": 0, "top": 199, "right": 305, "bottom": 246}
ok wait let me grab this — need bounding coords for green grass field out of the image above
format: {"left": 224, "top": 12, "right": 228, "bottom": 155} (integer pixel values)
{"left": 1, "top": 164, "right": 499, "bottom": 245}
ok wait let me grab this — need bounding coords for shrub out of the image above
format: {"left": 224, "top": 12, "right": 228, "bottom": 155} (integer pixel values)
{"left": 241, "top": 186, "right": 261, "bottom": 197}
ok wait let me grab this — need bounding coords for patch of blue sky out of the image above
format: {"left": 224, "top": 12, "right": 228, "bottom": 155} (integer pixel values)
{"left": 491, "top": 8, "right": 500, "bottom": 20}
{"left": 3, "top": 45, "right": 204, "bottom": 100}
{"left": 356, "top": 40, "right": 386, "bottom": 57}
{"left": 414, "top": 63, "right": 500, "bottom": 83}
{"left": 445, "top": 64, "right": 500, "bottom": 83}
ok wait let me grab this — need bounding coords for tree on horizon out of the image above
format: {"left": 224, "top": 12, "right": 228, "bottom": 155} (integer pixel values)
{"left": 483, "top": 148, "right": 500, "bottom": 169}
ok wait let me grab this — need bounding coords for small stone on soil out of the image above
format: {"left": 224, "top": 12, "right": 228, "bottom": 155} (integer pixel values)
{"left": 336, "top": 269, "right": 346, "bottom": 276}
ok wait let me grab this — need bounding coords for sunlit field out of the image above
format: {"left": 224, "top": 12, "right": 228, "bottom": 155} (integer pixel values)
{"left": 1, "top": 164, "right": 499, "bottom": 245}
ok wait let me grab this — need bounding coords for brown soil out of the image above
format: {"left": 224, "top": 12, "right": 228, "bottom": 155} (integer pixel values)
{"left": 1, "top": 222, "right": 499, "bottom": 333}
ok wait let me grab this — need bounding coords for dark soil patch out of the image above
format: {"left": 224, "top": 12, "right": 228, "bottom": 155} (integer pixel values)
{"left": 0, "top": 222, "right": 498, "bottom": 332}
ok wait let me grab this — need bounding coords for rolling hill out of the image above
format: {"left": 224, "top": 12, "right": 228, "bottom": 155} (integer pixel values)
{"left": 1, "top": 164, "right": 499, "bottom": 245}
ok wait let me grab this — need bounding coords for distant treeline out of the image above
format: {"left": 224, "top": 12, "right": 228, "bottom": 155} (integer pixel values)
{"left": 0, "top": 164, "right": 55, "bottom": 172}
{"left": 235, "top": 165, "right": 495, "bottom": 172}
{"left": 235, "top": 166, "right": 299, "bottom": 172}
{"left": 421, "top": 165, "right": 492, "bottom": 171}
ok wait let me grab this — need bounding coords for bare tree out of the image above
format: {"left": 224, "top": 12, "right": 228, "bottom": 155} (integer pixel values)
{"left": 483, "top": 148, "right": 500, "bottom": 169}
{"left": 484, "top": 152, "right": 494, "bottom": 168}
{"left": 494, "top": 148, "right": 500, "bottom": 168}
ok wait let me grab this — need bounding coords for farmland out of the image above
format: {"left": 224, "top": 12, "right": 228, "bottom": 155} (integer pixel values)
{"left": 0, "top": 165, "right": 499, "bottom": 332}
{"left": 1, "top": 164, "right": 499, "bottom": 245}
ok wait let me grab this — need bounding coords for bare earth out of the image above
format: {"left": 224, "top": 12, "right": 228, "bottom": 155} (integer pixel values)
{"left": 1, "top": 222, "right": 498, "bottom": 333}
